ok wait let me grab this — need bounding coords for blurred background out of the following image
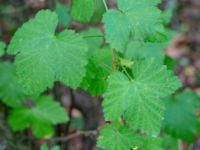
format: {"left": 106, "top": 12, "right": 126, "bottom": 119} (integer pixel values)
{"left": 0, "top": 0, "right": 200, "bottom": 150}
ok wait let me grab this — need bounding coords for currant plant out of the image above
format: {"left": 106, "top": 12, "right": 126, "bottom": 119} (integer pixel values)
{"left": 2, "top": 0, "right": 197, "bottom": 149}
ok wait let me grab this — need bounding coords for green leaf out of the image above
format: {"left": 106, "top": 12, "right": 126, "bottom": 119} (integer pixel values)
{"left": 103, "top": 0, "right": 166, "bottom": 52}
{"left": 81, "top": 47, "right": 112, "bottom": 95}
{"left": 134, "top": 136, "right": 162, "bottom": 150}
{"left": 0, "top": 41, "right": 6, "bottom": 56}
{"left": 103, "top": 59, "right": 181, "bottom": 134}
{"left": 90, "top": 0, "right": 106, "bottom": 23}
{"left": 55, "top": 2, "right": 71, "bottom": 27}
{"left": 162, "top": 9, "right": 173, "bottom": 25}
{"left": 125, "top": 41, "right": 167, "bottom": 64}
{"left": 97, "top": 123, "right": 136, "bottom": 150}
{"left": 103, "top": 10, "right": 131, "bottom": 52}
{"left": 164, "top": 55, "right": 177, "bottom": 70}
{"left": 40, "top": 144, "right": 49, "bottom": 150}
{"left": 8, "top": 96, "right": 69, "bottom": 138}
{"left": 8, "top": 10, "right": 88, "bottom": 95}
{"left": 0, "top": 62, "right": 25, "bottom": 107}
{"left": 163, "top": 89, "right": 200, "bottom": 142}
{"left": 51, "top": 146, "right": 60, "bottom": 150}
{"left": 97, "top": 122, "right": 162, "bottom": 150}
{"left": 71, "top": 0, "right": 95, "bottom": 22}
{"left": 162, "top": 134, "right": 178, "bottom": 150}
{"left": 80, "top": 28, "right": 103, "bottom": 55}
{"left": 40, "top": 144, "right": 60, "bottom": 150}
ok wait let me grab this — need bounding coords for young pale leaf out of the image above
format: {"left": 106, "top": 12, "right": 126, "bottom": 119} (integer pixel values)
{"left": 0, "top": 62, "right": 25, "bottom": 107}
{"left": 55, "top": 2, "right": 71, "bottom": 27}
{"left": 163, "top": 89, "right": 200, "bottom": 142}
{"left": 8, "top": 96, "right": 69, "bottom": 138}
{"left": 103, "top": 0, "right": 166, "bottom": 52}
{"left": 125, "top": 41, "right": 167, "bottom": 64}
{"left": 103, "top": 59, "right": 181, "bottom": 134}
{"left": 8, "top": 10, "right": 88, "bottom": 95}
{"left": 97, "top": 123, "right": 137, "bottom": 150}
{"left": 0, "top": 41, "right": 6, "bottom": 56}
{"left": 71, "top": 0, "right": 95, "bottom": 22}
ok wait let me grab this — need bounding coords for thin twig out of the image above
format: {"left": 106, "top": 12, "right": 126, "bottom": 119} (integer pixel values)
{"left": 48, "top": 130, "right": 98, "bottom": 143}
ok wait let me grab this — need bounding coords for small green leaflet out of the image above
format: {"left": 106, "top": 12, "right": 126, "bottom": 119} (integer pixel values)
{"left": 0, "top": 41, "right": 6, "bottom": 56}
{"left": 0, "top": 62, "right": 25, "bottom": 107}
{"left": 125, "top": 41, "right": 167, "bottom": 64}
{"left": 8, "top": 10, "right": 88, "bottom": 95}
{"left": 103, "top": 0, "right": 166, "bottom": 52}
{"left": 8, "top": 96, "right": 69, "bottom": 138}
{"left": 55, "top": 2, "right": 71, "bottom": 27}
{"left": 81, "top": 47, "right": 112, "bottom": 95}
{"left": 97, "top": 123, "right": 136, "bottom": 150}
{"left": 71, "top": 0, "right": 95, "bottom": 22}
{"left": 163, "top": 89, "right": 200, "bottom": 142}
{"left": 103, "top": 59, "right": 181, "bottom": 134}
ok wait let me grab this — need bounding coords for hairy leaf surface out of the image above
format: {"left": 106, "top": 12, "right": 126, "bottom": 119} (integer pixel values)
{"left": 125, "top": 41, "right": 167, "bottom": 64}
{"left": 8, "top": 10, "right": 88, "bottom": 95}
{"left": 103, "top": 0, "right": 166, "bottom": 52}
{"left": 97, "top": 123, "right": 136, "bottom": 150}
{"left": 103, "top": 59, "right": 181, "bottom": 134}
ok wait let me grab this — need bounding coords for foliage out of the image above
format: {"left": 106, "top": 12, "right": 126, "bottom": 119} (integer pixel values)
{"left": 0, "top": 0, "right": 199, "bottom": 149}
{"left": 55, "top": 2, "right": 71, "bottom": 27}
{"left": 8, "top": 96, "right": 69, "bottom": 138}
{"left": 103, "top": 59, "right": 181, "bottom": 134}
{"left": 8, "top": 10, "right": 88, "bottom": 95}
{"left": 163, "top": 89, "right": 200, "bottom": 142}
{"left": 0, "top": 62, "right": 25, "bottom": 107}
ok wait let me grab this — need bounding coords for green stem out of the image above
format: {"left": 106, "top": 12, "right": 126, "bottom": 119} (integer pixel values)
{"left": 110, "top": 49, "right": 117, "bottom": 71}
{"left": 122, "top": 66, "right": 133, "bottom": 81}
{"left": 102, "top": 0, "right": 108, "bottom": 11}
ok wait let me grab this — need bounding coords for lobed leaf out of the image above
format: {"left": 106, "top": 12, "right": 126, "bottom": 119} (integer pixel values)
{"left": 103, "top": 59, "right": 181, "bottom": 134}
{"left": 103, "top": 0, "right": 166, "bottom": 52}
{"left": 8, "top": 96, "right": 69, "bottom": 138}
{"left": 8, "top": 10, "right": 88, "bottom": 95}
